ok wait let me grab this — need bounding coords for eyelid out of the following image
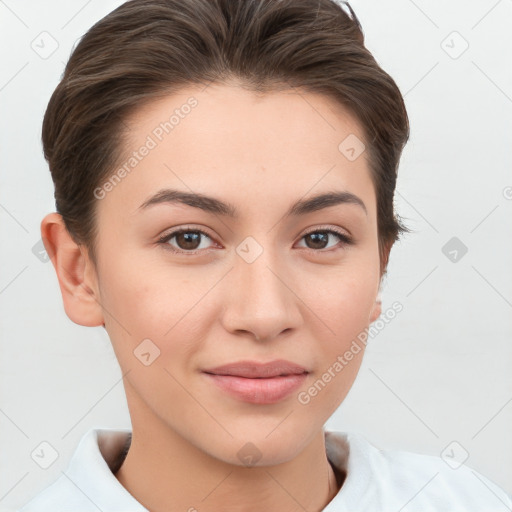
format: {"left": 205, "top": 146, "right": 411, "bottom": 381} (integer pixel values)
{"left": 158, "top": 224, "right": 214, "bottom": 240}
{"left": 301, "top": 224, "right": 351, "bottom": 239}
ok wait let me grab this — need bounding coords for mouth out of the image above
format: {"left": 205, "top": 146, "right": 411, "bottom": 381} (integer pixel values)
{"left": 203, "top": 359, "right": 309, "bottom": 378}
{"left": 202, "top": 359, "right": 309, "bottom": 404}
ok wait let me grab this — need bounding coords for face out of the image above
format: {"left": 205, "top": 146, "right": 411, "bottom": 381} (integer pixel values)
{"left": 61, "top": 82, "right": 384, "bottom": 466}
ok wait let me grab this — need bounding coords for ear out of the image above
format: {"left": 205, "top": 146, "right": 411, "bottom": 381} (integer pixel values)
{"left": 41, "top": 212, "right": 104, "bottom": 327}
{"left": 369, "top": 238, "right": 393, "bottom": 323}
{"left": 369, "top": 294, "right": 382, "bottom": 324}
{"left": 379, "top": 238, "right": 394, "bottom": 280}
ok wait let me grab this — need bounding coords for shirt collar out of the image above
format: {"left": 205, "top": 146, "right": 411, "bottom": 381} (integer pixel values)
{"left": 64, "top": 427, "right": 148, "bottom": 511}
{"left": 324, "top": 429, "right": 375, "bottom": 510}
{"left": 64, "top": 427, "right": 371, "bottom": 511}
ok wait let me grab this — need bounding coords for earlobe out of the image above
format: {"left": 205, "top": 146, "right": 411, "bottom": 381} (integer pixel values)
{"left": 41, "top": 212, "right": 104, "bottom": 327}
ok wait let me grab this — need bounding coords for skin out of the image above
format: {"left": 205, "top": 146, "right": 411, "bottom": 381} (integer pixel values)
{"left": 41, "top": 81, "right": 389, "bottom": 512}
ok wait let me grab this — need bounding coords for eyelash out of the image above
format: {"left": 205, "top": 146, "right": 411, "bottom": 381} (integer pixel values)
{"left": 157, "top": 226, "right": 354, "bottom": 255}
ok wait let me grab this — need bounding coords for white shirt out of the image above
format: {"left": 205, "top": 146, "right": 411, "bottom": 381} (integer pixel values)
{"left": 18, "top": 427, "right": 512, "bottom": 511}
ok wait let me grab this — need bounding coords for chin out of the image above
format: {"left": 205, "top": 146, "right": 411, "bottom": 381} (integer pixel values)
{"left": 211, "top": 427, "right": 312, "bottom": 468}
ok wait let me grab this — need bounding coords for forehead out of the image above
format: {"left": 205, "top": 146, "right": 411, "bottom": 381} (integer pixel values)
{"left": 126, "top": 82, "right": 365, "bottom": 151}
{"left": 96, "top": 82, "right": 375, "bottom": 221}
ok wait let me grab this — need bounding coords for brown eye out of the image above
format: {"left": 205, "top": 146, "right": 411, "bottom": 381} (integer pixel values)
{"left": 297, "top": 229, "right": 353, "bottom": 251}
{"left": 304, "top": 232, "right": 330, "bottom": 250}
{"left": 174, "top": 231, "right": 202, "bottom": 250}
{"left": 158, "top": 228, "right": 214, "bottom": 254}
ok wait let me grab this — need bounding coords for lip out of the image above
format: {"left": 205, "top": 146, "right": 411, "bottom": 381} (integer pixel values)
{"left": 204, "top": 373, "right": 308, "bottom": 404}
{"left": 202, "top": 359, "right": 309, "bottom": 404}
{"left": 203, "top": 359, "right": 309, "bottom": 378}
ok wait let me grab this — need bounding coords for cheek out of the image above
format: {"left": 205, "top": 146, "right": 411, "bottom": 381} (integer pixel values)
{"left": 296, "top": 274, "right": 375, "bottom": 414}
{"left": 299, "top": 263, "right": 378, "bottom": 346}
{"left": 98, "top": 253, "right": 216, "bottom": 362}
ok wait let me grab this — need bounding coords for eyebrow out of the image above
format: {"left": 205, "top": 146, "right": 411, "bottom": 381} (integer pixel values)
{"left": 137, "top": 188, "right": 367, "bottom": 217}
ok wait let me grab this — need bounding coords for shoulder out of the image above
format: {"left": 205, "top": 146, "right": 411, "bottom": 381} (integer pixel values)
{"left": 358, "top": 433, "right": 512, "bottom": 511}
{"left": 17, "top": 476, "right": 91, "bottom": 511}
{"left": 384, "top": 450, "right": 512, "bottom": 506}
{"left": 327, "top": 431, "right": 512, "bottom": 511}
{"left": 16, "top": 427, "right": 140, "bottom": 512}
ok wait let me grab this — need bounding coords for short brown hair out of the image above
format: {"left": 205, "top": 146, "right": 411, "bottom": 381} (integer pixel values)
{"left": 42, "top": 0, "right": 410, "bottom": 277}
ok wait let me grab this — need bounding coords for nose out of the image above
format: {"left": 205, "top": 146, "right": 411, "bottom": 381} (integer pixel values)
{"left": 220, "top": 244, "right": 303, "bottom": 342}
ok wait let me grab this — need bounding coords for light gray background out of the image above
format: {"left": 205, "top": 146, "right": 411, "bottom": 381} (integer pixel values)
{"left": 1, "top": 0, "right": 511, "bottom": 510}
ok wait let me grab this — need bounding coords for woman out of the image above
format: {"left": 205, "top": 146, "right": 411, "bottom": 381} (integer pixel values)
{"left": 19, "top": 0, "right": 512, "bottom": 510}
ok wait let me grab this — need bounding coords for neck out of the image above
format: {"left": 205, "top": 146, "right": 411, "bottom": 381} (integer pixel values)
{"left": 114, "top": 404, "right": 341, "bottom": 512}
